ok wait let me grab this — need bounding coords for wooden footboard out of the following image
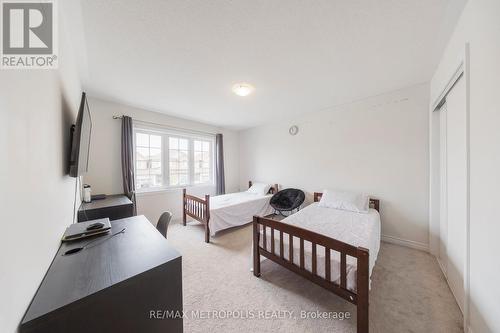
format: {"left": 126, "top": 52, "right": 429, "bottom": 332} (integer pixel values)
{"left": 182, "top": 189, "right": 211, "bottom": 243}
{"left": 253, "top": 216, "right": 369, "bottom": 333}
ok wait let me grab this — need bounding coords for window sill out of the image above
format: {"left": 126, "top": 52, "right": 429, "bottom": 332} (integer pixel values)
{"left": 135, "top": 184, "right": 215, "bottom": 197}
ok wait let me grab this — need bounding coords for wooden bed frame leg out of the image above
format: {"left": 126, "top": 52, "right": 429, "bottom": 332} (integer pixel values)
{"left": 204, "top": 194, "right": 210, "bottom": 243}
{"left": 204, "top": 224, "right": 210, "bottom": 243}
{"left": 357, "top": 247, "right": 370, "bottom": 333}
{"left": 253, "top": 216, "right": 261, "bottom": 277}
{"left": 182, "top": 189, "right": 187, "bottom": 226}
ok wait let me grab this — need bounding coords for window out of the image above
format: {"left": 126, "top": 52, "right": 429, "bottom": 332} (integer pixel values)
{"left": 194, "top": 140, "right": 211, "bottom": 184}
{"left": 135, "top": 132, "right": 163, "bottom": 189}
{"left": 134, "top": 127, "right": 214, "bottom": 191}
{"left": 168, "top": 137, "right": 189, "bottom": 186}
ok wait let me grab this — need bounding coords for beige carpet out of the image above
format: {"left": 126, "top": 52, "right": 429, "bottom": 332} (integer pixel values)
{"left": 165, "top": 220, "right": 463, "bottom": 333}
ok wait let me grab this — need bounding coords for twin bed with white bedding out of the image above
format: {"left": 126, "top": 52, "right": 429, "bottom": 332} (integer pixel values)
{"left": 259, "top": 201, "right": 381, "bottom": 291}
{"left": 209, "top": 191, "right": 274, "bottom": 235}
{"left": 253, "top": 191, "right": 381, "bottom": 333}
{"left": 183, "top": 181, "right": 277, "bottom": 242}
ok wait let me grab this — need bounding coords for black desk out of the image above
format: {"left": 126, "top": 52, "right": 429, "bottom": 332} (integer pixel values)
{"left": 20, "top": 216, "right": 183, "bottom": 333}
{"left": 78, "top": 194, "right": 134, "bottom": 222}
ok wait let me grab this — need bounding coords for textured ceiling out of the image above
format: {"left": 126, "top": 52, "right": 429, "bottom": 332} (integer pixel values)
{"left": 78, "top": 0, "right": 466, "bottom": 129}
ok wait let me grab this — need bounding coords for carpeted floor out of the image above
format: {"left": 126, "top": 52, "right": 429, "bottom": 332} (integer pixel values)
{"left": 165, "top": 220, "right": 463, "bottom": 333}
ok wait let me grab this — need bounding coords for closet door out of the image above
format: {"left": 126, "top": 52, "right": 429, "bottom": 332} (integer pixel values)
{"left": 445, "top": 77, "right": 467, "bottom": 313}
{"left": 439, "top": 105, "right": 448, "bottom": 275}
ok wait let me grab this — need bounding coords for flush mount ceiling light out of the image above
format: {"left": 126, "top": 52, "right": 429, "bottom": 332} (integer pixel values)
{"left": 232, "top": 83, "right": 254, "bottom": 97}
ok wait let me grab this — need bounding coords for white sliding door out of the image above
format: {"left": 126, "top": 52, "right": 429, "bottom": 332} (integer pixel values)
{"left": 439, "top": 105, "right": 448, "bottom": 275}
{"left": 444, "top": 77, "right": 467, "bottom": 313}
{"left": 435, "top": 75, "right": 467, "bottom": 314}
{"left": 435, "top": 76, "right": 467, "bottom": 314}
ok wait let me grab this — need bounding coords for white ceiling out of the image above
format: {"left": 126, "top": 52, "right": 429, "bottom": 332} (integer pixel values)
{"left": 78, "top": 0, "right": 466, "bottom": 130}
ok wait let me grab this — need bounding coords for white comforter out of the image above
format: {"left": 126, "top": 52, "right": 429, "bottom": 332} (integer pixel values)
{"left": 208, "top": 192, "right": 273, "bottom": 235}
{"left": 259, "top": 203, "right": 380, "bottom": 292}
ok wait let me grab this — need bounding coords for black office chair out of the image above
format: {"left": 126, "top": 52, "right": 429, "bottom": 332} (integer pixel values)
{"left": 270, "top": 188, "right": 305, "bottom": 216}
{"left": 156, "top": 211, "right": 172, "bottom": 239}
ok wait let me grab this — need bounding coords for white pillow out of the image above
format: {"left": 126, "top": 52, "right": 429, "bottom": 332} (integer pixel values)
{"left": 247, "top": 183, "right": 271, "bottom": 195}
{"left": 318, "top": 190, "right": 369, "bottom": 213}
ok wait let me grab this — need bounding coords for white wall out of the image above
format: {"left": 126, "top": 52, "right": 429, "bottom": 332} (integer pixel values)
{"left": 431, "top": 0, "right": 500, "bottom": 331}
{"left": 239, "top": 84, "right": 430, "bottom": 249}
{"left": 83, "top": 98, "right": 240, "bottom": 223}
{"left": 0, "top": 2, "right": 83, "bottom": 332}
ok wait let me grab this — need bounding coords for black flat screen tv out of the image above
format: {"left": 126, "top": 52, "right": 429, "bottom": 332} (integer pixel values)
{"left": 69, "top": 92, "right": 92, "bottom": 177}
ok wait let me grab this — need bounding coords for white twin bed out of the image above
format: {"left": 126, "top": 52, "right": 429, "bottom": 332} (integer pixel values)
{"left": 252, "top": 190, "right": 381, "bottom": 332}
{"left": 259, "top": 201, "right": 381, "bottom": 291}
{"left": 209, "top": 191, "right": 274, "bottom": 235}
{"left": 183, "top": 181, "right": 277, "bottom": 242}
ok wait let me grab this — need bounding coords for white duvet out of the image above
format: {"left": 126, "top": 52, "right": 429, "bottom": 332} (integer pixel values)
{"left": 208, "top": 192, "right": 273, "bottom": 235}
{"left": 259, "top": 202, "right": 380, "bottom": 292}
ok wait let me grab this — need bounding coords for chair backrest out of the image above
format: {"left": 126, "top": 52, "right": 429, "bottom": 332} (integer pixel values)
{"left": 156, "top": 211, "right": 172, "bottom": 239}
{"left": 270, "top": 188, "right": 306, "bottom": 211}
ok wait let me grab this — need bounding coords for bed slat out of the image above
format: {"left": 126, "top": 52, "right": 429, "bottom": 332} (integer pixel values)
{"left": 279, "top": 231, "right": 284, "bottom": 259}
{"left": 300, "top": 239, "right": 305, "bottom": 269}
{"left": 263, "top": 225, "right": 267, "bottom": 251}
{"left": 312, "top": 243, "right": 317, "bottom": 275}
{"left": 325, "top": 248, "right": 331, "bottom": 282}
{"left": 340, "top": 253, "right": 347, "bottom": 289}
{"left": 271, "top": 228, "right": 275, "bottom": 255}
{"left": 289, "top": 234, "right": 293, "bottom": 264}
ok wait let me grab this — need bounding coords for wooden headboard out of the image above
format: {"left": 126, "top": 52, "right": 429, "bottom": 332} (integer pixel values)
{"left": 313, "top": 192, "right": 380, "bottom": 212}
{"left": 249, "top": 181, "right": 279, "bottom": 194}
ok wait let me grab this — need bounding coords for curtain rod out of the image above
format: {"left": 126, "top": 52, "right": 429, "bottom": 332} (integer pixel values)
{"left": 112, "top": 115, "right": 217, "bottom": 136}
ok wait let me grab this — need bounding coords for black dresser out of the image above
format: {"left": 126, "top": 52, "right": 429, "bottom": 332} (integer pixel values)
{"left": 77, "top": 194, "right": 134, "bottom": 222}
{"left": 20, "top": 216, "right": 183, "bottom": 333}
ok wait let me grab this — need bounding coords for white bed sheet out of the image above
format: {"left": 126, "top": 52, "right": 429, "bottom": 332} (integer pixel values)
{"left": 208, "top": 192, "right": 273, "bottom": 235}
{"left": 259, "top": 202, "right": 380, "bottom": 292}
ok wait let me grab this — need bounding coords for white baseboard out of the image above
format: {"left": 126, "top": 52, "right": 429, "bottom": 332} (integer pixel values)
{"left": 381, "top": 234, "right": 429, "bottom": 252}
{"left": 436, "top": 256, "right": 447, "bottom": 278}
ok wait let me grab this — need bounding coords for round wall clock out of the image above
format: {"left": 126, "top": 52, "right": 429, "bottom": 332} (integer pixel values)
{"left": 289, "top": 125, "right": 299, "bottom": 136}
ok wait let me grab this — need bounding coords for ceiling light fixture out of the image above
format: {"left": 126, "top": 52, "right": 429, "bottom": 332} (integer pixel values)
{"left": 232, "top": 83, "right": 254, "bottom": 97}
